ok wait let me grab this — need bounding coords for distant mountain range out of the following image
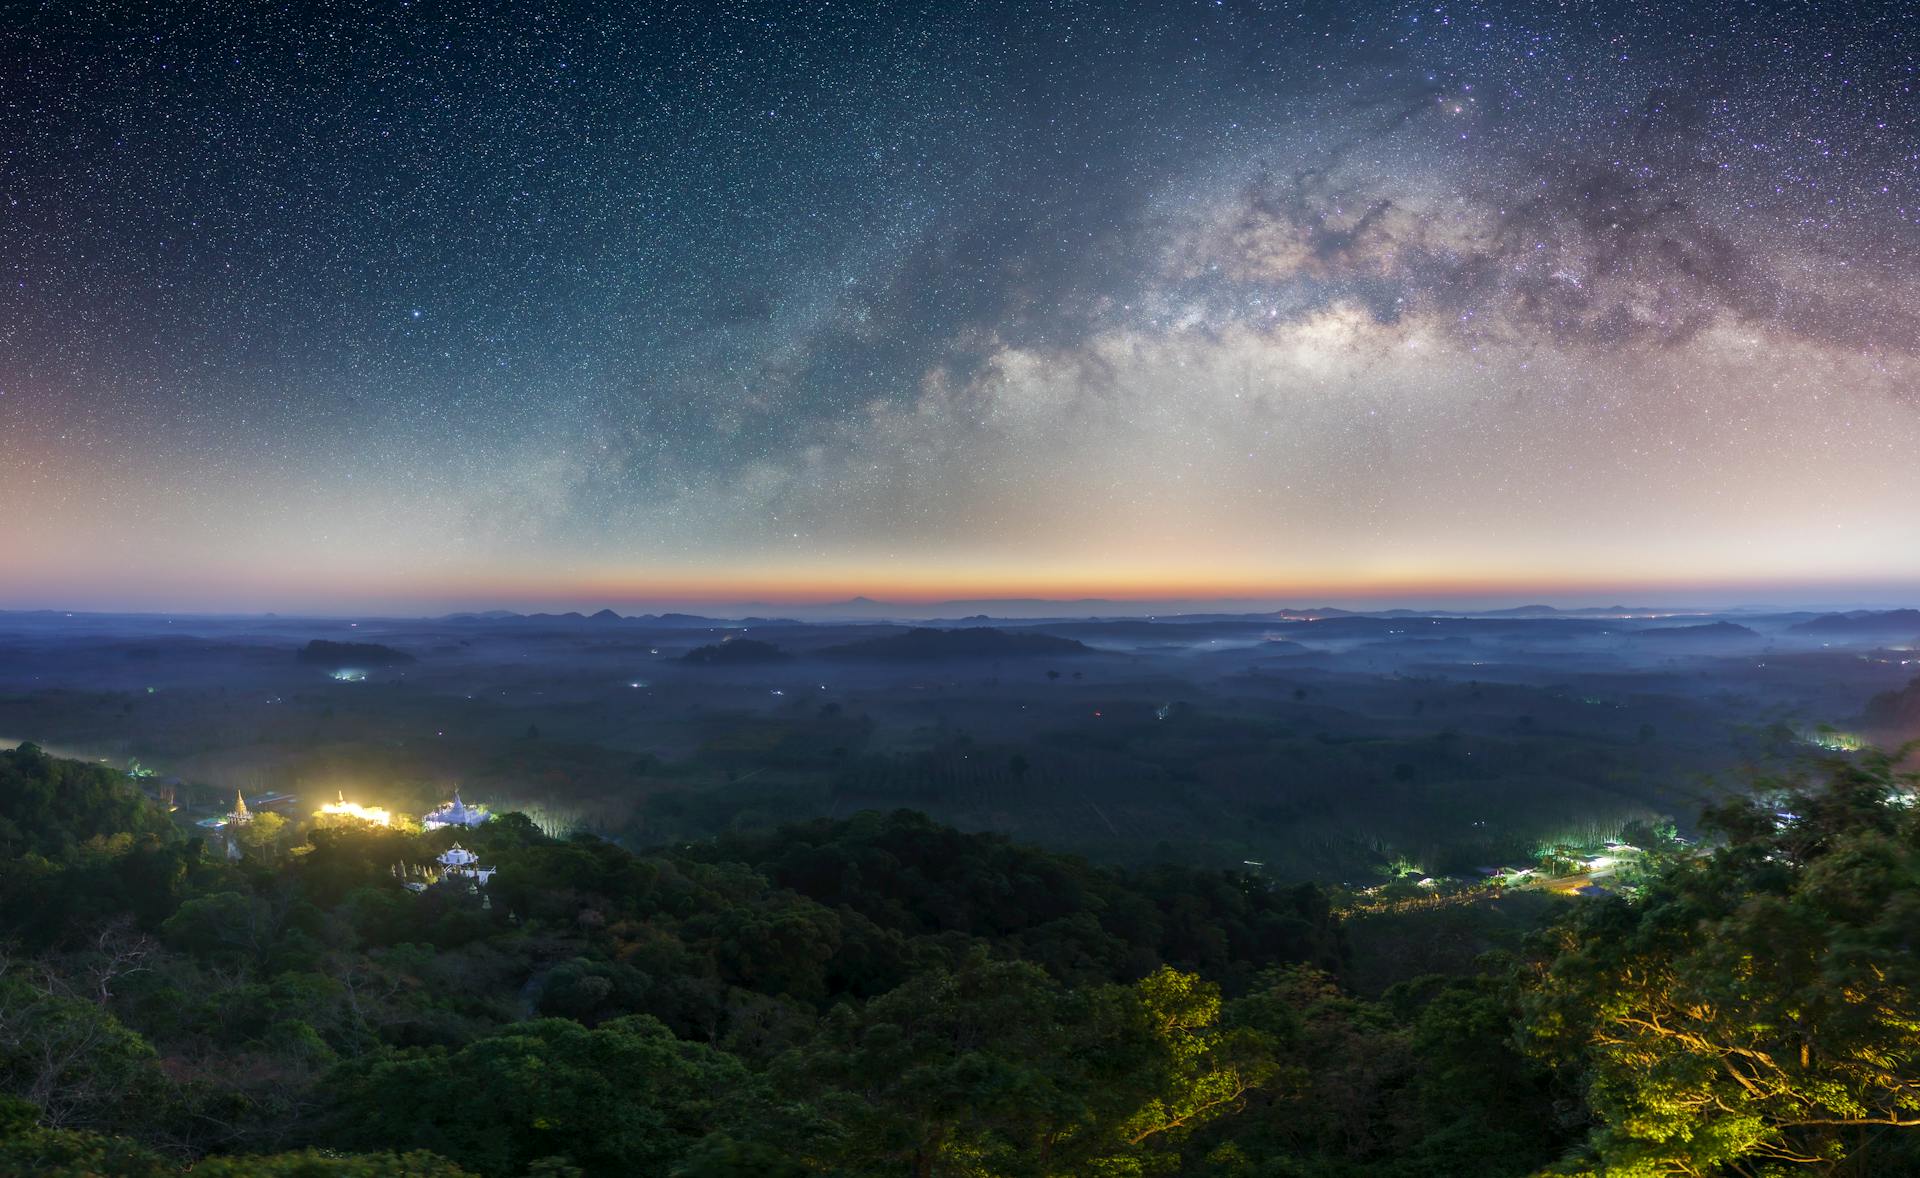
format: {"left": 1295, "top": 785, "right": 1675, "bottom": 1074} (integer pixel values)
{"left": 1631, "top": 621, "right": 1759, "bottom": 641}
{"left": 1788, "top": 609, "right": 1920, "bottom": 636}
{"left": 17, "top": 599, "right": 1920, "bottom": 627}
{"left": 355, "top": 602, "right": 1920, "bottom": 630}
{"left": 439, "top": 610, "right": 787, "bottom": 628}
{"left": 424, "top": 598, "right": 1758, "bottom": 626}
{"left": 817, "top": 627, "right": 1093, "bottom": 661}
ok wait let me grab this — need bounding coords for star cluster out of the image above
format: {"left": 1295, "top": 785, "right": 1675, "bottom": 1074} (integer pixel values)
{"left": 2, "top": 1, "right": 1916, "bottom": 610}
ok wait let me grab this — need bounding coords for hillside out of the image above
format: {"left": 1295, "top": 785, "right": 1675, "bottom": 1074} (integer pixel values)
{"left": 1632, "top": 621, "right": 1758, "bottom": 640}
{"left": 1864, "top": 675, "right": 1920, "bottom": 731}
{"left": 1, "top": 748, "right": 1917, "bottom": 1175}
{"left": 0, "top": 741, "right": 177, "bottom": 858}
{"left": 295, "top": 638, "right": 416, "bottom": 666}
{"left": 681, "top": 637, "right": 792, "bottom": 664}
{"left": 1788, "top": 608, "right": 1920, "bottom": 636}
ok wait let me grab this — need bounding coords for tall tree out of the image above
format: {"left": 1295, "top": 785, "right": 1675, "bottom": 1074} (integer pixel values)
{"left": 1522, "top": 751, "right": 1920, "bottom": 1176}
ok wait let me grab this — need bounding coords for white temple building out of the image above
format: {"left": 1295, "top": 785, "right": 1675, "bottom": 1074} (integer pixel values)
{"left": 436, "top": 843, "right": 496, "bottom": 886}
{"left": 393, "top": 841, "right": 498, "bottom": 894}
{"left": 422, "top": 789, "right": 491, "bottom": 831}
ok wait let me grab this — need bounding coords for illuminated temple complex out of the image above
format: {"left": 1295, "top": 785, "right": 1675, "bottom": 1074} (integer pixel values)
{"left": 422, "top": 789, "right": 491, "bottom": 831}
{"left": 221, "top": 790, "right": 251, "bottom": 859}
{"left": 195, "top": 790, "right": 266, "bottom": 860}
{"left": 317, "top": 791, "right": 392, "bottom": 826}
{"left": 436, "top": 843, "right": 496, "bottom": 885}
{"left": 394, "top": 842, "right": 497, "bottom": 895}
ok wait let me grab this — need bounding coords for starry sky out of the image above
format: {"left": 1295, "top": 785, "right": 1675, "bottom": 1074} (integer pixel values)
{"left": 4, "top": 1, "right": 1918, "bottom": 613}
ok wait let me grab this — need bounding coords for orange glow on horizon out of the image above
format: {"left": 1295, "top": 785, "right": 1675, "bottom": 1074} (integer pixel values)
{"left": 289, "top": 564, "right": 1920, "bottom": 612}
{"left": 6, "top": 549, "right": 1920, "bottom": 614}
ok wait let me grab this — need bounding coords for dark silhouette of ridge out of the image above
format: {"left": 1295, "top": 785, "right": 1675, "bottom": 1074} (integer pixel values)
{"left": 818, "top": 627, "right": 1093, "bottom": 660}
{"left": 295, "top": 639, "right": 414, "bottom": 666}
{"left": 681, "top": 638, "right": 792, "bottom": 665}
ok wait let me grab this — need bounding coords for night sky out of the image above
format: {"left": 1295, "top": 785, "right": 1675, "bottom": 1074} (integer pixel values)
{"left": 4, "top": 2, "right": 1917, "bottom": 612}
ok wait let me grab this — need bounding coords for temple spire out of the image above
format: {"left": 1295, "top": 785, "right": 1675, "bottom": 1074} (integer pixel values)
{"left": 422, "top": 788, "right": 490, "bottom": 831}
{"left": 233, "top": 790, "right": 250, "bottom": 821}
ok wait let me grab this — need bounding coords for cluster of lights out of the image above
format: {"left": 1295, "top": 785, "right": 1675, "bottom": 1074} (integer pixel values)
{"left": 1800, "top": 727, "right": 1866, "bottom": 753}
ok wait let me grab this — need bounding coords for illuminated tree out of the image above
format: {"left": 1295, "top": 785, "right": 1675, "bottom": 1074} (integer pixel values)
{"left": 1110, "top": 966, "right": 1274, "bottom": 1153}
{"left": 779, "top": 953, "right": 1273, "bottom": 1176}
{"left": 236, "top": 811, "right": 288, "bottom": 860}
{"left": 1522, "top": 750, "right": 1920, "bottom": 1175}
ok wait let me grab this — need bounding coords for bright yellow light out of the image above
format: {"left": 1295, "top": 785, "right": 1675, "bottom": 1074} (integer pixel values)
{"left": 316, "top": 798, "right": 392, "bottom": 826}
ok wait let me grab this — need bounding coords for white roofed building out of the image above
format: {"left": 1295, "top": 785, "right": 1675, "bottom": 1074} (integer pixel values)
{"left": 437, "top": 842, "right": 496, "bottom": 886}
{"left": 422, "top": 789, "right": 491, "bottom": 831}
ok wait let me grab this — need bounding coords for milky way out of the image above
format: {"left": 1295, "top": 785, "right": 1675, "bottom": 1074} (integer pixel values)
{"left": 3, "top": 2, "right": 1917, "bottom": 611}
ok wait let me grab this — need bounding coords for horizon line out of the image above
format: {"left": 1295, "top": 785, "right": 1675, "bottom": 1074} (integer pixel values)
{"left": 3, "top": 596, "right": 1918, "bottom": 623}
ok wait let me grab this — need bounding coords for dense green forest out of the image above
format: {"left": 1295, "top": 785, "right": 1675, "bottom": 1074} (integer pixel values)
{"left": 0, "top": 741, "right": 1915, "bottom": 1176}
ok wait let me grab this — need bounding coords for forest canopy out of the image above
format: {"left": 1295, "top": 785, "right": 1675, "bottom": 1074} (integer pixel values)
{"left": 0, "top": 742, "right": 1915, "bottom": 1175}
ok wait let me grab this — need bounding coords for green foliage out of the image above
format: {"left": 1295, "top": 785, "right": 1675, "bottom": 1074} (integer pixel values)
{"left": 188, "top": 1150, "right": 477, "bottom": 1176}
{"left": 0, "top": 743, "right": 193, "bottom": 944}
{"left": 327, "top": 1015, "right": 763, "bottom": 1176}
{"left": 1522, "top": 750, "right": 1920, "bottom": 1175}
{"left": 0, "top": 743, "right": 176, "bottom": 858}
{"left": 776, "top": 953, "right": 1087, "bottom": 1174}
{"left": 0, "top": 1115, "right": 476, "bottom": 1178}
{"left": 160, "top": 890, "right": 276, "bottom": 960}
{"left": 534, "top": 956, "right": 652, "bottom": 1023}
{"left": 670, "top": 1134, "right": 813, "bottom": 1177}
{"left": 8, "top": 743, "right": 1920, "bottom": 1176}
{"left": 688, "top": 809, "right": 1348, "bottom": 992}
{"left": 0, "top": 977, "right": 167, "bottom": 1133}
{"left": 238, "top": 811, "right": 291, "bottom": 860}
{"left": 1114, "top": 966, "right": 1277, "bottom": 1157}
{"left": 766, "top": 952, "right": 1280, "bottom": 1176}
{"left": 0, "top": 1116, "right": 174, "bottom": 1178}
